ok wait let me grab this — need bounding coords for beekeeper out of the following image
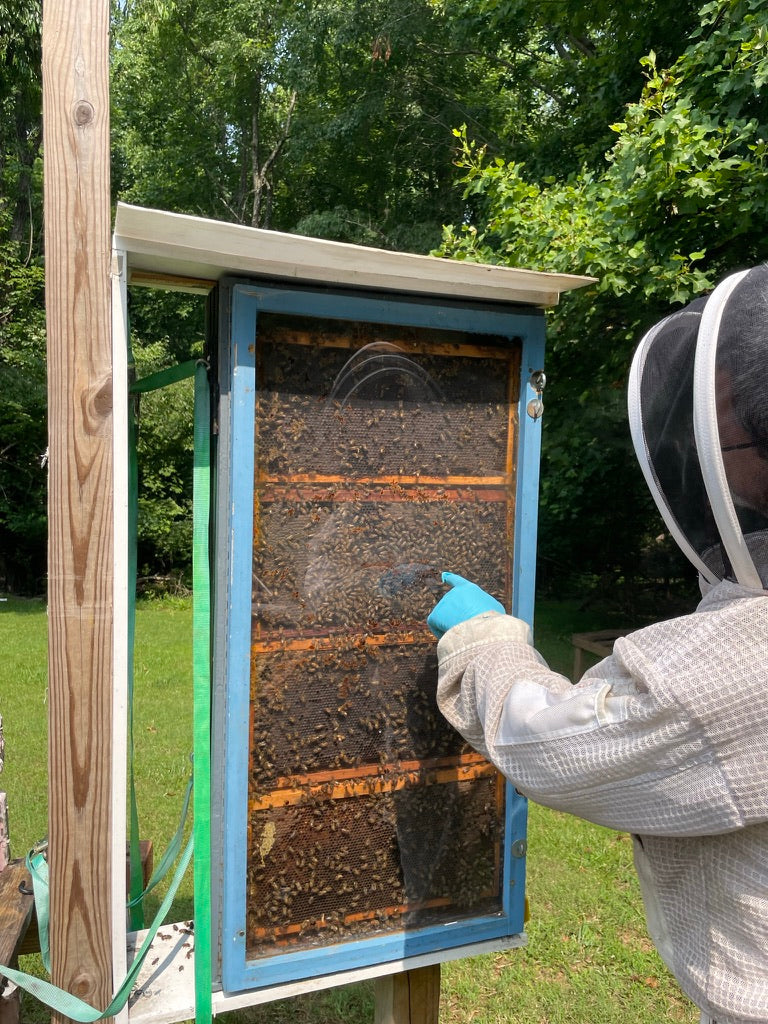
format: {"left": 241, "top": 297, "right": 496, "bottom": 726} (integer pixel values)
{"left": 427, "top": 265, "right": 768, "bottom": 1024}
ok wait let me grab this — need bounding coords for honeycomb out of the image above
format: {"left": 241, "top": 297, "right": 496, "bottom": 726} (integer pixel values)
{"left": 246, "top": 313, "right": 520, "bottom": 958}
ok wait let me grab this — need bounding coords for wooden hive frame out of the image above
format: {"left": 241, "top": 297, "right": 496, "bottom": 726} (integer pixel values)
{"left": 213, "top": 280, "right": 539, "bottom": 994}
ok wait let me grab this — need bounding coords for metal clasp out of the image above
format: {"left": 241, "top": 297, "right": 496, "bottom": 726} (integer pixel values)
{"left": 31, "top": 837, "right": 48, "bottom": 858}
{"left": 527, "top": 370, "right": 546, "bottom": 420}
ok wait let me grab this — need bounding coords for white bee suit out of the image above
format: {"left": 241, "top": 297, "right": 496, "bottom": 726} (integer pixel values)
{"left": 436, "top": 585, "right": 768, "bottom": 1021}
{"left": 433, "top": 267, "right": 768, "bottom": 1023}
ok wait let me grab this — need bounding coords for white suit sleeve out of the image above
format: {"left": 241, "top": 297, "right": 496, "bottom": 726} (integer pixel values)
{"left": 435, "top": 610, "right": 764, "bottom": 837}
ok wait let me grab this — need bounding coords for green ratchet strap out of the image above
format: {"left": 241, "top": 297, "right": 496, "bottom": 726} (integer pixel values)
{"left": 128, "top": 355, "right": 213, "bottom": 1020}
{"left": 192, "top": 360, "right": 213, "bottom": 1024}
{"left": 0, "top": 835, "right": 193, "bottom": 1021}
{"left": 26, "top": 841, "right": 50, "bottom": 972}
{"left": 127, "top": 357, "right": 199, "bottom": 927}
{"left": 128, "top": 368, "right": 144, "bottom": 929}
{"left": 126, "top": 772, "right": 193, "bottom": 910}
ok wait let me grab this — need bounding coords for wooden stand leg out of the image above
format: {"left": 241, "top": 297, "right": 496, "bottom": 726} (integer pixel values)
{"left": 374, "top": 965, "right": 441, "bottom": 1024}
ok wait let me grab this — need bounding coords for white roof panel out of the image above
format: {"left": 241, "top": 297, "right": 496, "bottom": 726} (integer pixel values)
{"left": 114, "top": 203, "right": 594, "bottom": 308}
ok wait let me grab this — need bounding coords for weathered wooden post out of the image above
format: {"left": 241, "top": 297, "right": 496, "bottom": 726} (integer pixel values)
{"left": 374, "top": 966, "right": 441, "bottom": 1024}
{"left": 41, "top": 0, "right": 115, "bottom": 1018}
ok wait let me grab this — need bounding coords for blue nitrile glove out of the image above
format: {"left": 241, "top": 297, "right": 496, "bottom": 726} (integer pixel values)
{"left": 427, "top": 572, "right": 505, "bottom": 639}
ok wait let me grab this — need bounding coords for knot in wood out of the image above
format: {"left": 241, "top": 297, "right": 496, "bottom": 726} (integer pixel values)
{"left": 92, "top": 374, "right": 113, "bottom": 418}
{"left": 70, "top": 971, "right": 96, "bottom": 998}
{"left": 73, "top": 101, "right": 94, "bottom": 127}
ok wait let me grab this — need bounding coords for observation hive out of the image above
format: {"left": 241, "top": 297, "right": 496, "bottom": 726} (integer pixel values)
{"left": 113, "top": 202, "right": 592, "bottom": 1004}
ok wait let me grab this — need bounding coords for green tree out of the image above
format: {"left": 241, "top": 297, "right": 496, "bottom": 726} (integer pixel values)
{"left": 438, "top": 0, "right": 768, "bottom": 592}
{"left": 431, "top": 0, "right": 702, "bottom": 177}
{"left": 0, "top": 0, "right": 45, "bottom": 594}
{"left": 112, "top": 0, "right": 300, "bottom": 227}
{"left": 111, "top": 0, "right": 515, "bottom": 251}
{"left": 274, "top": 0, "right": 513, "bottom": 251}
{"left": 132, "top": 334, "right": 199, "bottom": 586}
{"left": 0, "top": 0, "right": 42, "bottom": 247}
{"left": 0, "top": 255, "right": 46, "bottom": 594}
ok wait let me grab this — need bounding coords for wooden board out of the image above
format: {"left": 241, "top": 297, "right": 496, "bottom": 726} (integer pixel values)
{"left": 374, "top": 965, "right": 440, "bottom": 1024}
{"left": 0, "top": 717, "right": 5, "bottom": 874}
{"left": 571, "top": 628, "right": 633, "bottom": 681}
{"left": 0, "top": 862, "right": 34, "bottom": 968}
{"left": 0, "top": 796, "right": 8, "bottom": 875}
{"left": 42, "top": 0, "right": 114, "bottom": 1016}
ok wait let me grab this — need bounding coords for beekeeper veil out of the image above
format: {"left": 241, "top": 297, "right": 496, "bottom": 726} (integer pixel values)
{"left": 628, "top": 265, "right": 768, "bottom": 590}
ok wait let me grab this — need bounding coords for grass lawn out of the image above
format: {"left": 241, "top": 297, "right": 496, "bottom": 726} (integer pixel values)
{"left": 0, "top": 594, "right": 697, "bottom": 1024}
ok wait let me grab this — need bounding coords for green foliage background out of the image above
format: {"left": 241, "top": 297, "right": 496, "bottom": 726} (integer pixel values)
{"left": 437, "top": 0, "right": 768, "bottom": 597}
{"left": 2, "top": 0, "right": 767, "bottom": 602}
{"left": 0, "top": 0, "right": 45, "bottom": 593}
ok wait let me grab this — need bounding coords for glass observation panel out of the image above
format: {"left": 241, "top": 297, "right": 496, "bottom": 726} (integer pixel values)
{"left": 244, "top": 312, "right": 521, "bottom": 960}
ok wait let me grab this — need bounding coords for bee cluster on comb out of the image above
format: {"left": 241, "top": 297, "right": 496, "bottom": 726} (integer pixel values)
{"left": 245, "top": 314, "right": 519, "bottom": 958}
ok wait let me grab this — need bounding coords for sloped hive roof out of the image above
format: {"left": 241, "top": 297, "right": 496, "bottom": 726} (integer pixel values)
{"left": 114, "top": 203, "right": 594, "bottom": 307}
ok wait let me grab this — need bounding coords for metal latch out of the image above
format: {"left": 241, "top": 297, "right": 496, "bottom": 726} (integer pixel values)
{"left": 527, "top": 370, "right": 546, "bottom": 420}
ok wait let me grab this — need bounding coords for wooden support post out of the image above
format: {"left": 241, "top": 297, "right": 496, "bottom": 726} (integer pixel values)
{"left": 41, "top": 0, "right": 114, "bottom": 1018}
{"left": 374, "top": 966, "right": 441, "bottom": 1024}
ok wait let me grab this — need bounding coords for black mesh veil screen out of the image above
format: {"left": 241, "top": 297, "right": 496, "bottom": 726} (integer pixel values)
{"left": 712, "top": 268, "right": 768, "bottom": 585}
{"left": 636, "top": 300, "right": 725, "bottom": 576}
{"left": 635, "top": 270, "right": 768, "bottom": 587}
{"left": 246, "top": 314, "right": 520, "bottom": 958}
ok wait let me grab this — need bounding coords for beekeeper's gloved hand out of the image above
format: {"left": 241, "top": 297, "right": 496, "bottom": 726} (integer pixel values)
{"left": 427, "top": 572, "right": 505, "bottom": 639}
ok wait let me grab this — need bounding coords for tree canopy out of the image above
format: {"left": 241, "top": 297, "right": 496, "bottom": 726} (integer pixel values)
{"left": 1, "top": 0, "right": 766, "bottom": 599}
{"left": 111, "top": 0, "right": 512, "bottom": 251}
{"left": 431, "top": 0, "right": 702, "bottom": 176}
{"left": 438, "top": 0, "right": 768, "bottom": 590}
{"left": 0, "top": 0, "right": 45, "bottom": 592}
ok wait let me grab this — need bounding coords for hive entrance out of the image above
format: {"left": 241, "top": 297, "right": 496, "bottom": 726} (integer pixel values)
{"left": 247, "top": 313, "right": 520, "bottom": 957}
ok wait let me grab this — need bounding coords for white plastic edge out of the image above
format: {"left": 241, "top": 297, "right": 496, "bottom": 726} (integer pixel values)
{"left": 693, "top": 269, "right": 763, "bottom": 590}
{"left": 111, "top": 245, "right": 130, "bottom": 1024}
{"left": 627, "top": 314, "right": 719, "bottom": 584}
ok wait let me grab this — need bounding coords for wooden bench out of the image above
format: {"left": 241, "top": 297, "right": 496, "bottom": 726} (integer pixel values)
{"left": 0, "top": 713, "right": 34, "bottom": 1024}
{"left": 0, "top": 859, "right": 34, "bottom": 1024}
{"left": 571, "top": 628, "right": 633, "bottom": 682}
